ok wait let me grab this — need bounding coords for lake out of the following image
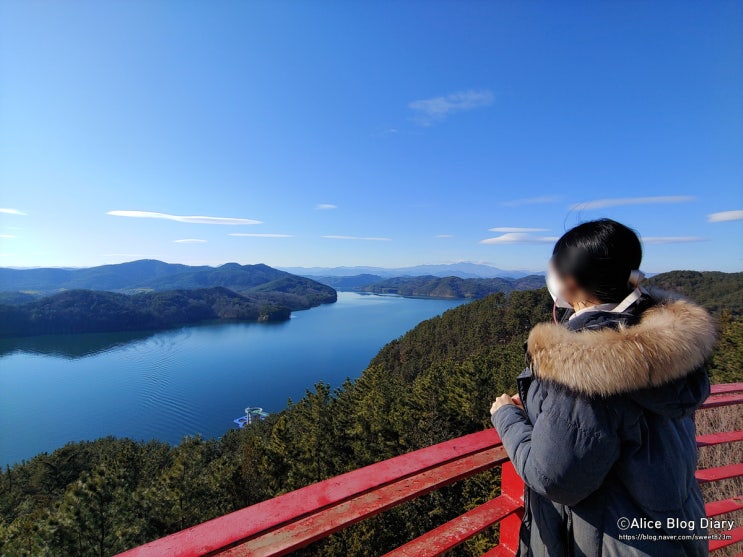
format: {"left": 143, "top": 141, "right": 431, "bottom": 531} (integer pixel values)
{"left": 0, "top": 292, "right": 467, "bottom": 466}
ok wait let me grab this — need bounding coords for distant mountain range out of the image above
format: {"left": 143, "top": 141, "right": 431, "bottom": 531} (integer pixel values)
{"left": 0, "top": 259, "right": 336, "bottom": 306}
{"left": 280, "top": 262, "right": 540, "bottom": 279}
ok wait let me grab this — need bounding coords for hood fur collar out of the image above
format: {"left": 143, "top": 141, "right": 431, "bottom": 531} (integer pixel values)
{"left": 527, "top": 299, "right": 716, "bottom": 397}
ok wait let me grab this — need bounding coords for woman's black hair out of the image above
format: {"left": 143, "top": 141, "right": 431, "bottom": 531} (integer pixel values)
{"left": 552, "top": 219, "right": 642, "bottom": 303}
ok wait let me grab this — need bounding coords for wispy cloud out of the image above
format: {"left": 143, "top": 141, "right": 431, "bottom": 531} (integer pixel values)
{"left": 708, "top": 210, "right": 743, "bottom": 223}
{"left": 0, "top": 208, "right": 26, "bottom": 215}
{"left": 0, "top": 234, "right": 16, "bottom": 239}
{"left": 434, "top": 234, "right": 454, "bottom": 238}
{"left": 489, "top": 227, "right": 549, "bottom": 233}
{"left": 107, "top": 210, "right": 262, "bottom": 225}
{"left": 500, "top": 196, "right": 561, "bottom": 207}
{"left": 571, "top": 196, "right": 694, "bottom": 210}
{"left": 409, "top": 89, "right": 493, "bottom": 126}
{"left": 174, "top": 238, "right": 207, "bottom": 244}
{"left": 641, "top": 236, "right": 705, "bottom": 244}
{"left": 315, "top": 204, "right": 338, "bottom": 210}
{"left": 322, "top": 235, "right": 391, "bottom": 241}
{"left": 229, "top": 233, "right": 294, "bottom": 238}
{"left": 480, "top": 233, "right": 558, "bottom": 245}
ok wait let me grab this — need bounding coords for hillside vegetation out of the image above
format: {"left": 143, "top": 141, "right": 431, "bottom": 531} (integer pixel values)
{"left": 647, "top": 270, "right": 743, "bottom": 315}
{"left": 1, "top": 273, "right": 741, "bottom": 556}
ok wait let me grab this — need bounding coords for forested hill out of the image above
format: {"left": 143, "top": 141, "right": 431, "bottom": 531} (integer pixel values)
{"left": 0, "top": 287, "right": 292, "bottom": 337}
{"left": 647, "top": 270, "right": 743, "bottom": 315}
{"left": 0, "top": 261, "right": 337, "bottom": 336}
{"left": 1, "top": 275, "right": 741, "bottom": 555}
{"left": 359, "top": 274, "right": 545, "bottom": 299}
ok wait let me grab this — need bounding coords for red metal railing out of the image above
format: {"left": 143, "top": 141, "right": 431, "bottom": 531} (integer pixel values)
{"left": 118, "top": 382, "right": 743, "bottom": 557}
{"left": 695, "top": 383, "right": 743, "bottom": 555}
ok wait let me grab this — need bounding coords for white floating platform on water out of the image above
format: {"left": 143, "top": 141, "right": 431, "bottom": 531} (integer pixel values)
{"left": 234, "top": 406, "right": 270, "bottom": 428}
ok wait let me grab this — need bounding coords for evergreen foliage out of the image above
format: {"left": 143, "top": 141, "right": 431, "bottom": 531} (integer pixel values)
{"left": 0, "top": 287, "right": 292, "bottom": 337}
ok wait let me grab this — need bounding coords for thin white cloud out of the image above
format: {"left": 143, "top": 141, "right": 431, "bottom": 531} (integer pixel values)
{"left": 322, "top": 235, "right": 391, "bottom": 241}
{"left": 500, "top": 196, "right": 561, "bottom": 207}
{"left": 434, "top": 234, "right": 454, "bottom": 238}
{"left": 641, "top": 236, "right": 705, "bottom": 244}
{"left": 571, "top": 196, "right": 694, "bottom": 210}
{"left": 0, "top": 234, "right": 16, "bottom": 239}
{"left": 489, "top": 227, "right": 549, "bottom": 233}
{"left": 174, "top": 238, "right": 207, "bottom": 244}
{"left": 708, "top": 210, "right": 743, "bottom": 223}
{"left": 409, "top": 89, "right": 493, "bottom": 126}
{"left": 480, "top": 233, "right": 558, "bottom": 245}
{"left": 0, "top": 208, "right": 26, "bottom": 215}
{"left": 107, "top": 210, "right": 262, "bottom": 225}
{"left": 229, "top": 233, "right": 294, "bottom": 238}
{"left": 315, "top": 204, "right": 338, "bottom": 210}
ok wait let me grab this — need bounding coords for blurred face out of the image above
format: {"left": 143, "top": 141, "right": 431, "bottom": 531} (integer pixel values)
{"left": 546, "top": 263, "right": 573, "bottom": 309}
{"left": 546, "top": 262, "right": 595, "bottom": 309}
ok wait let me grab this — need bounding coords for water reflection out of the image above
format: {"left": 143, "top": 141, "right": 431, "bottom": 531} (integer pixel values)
{"left": 0, "top": 330, "right": 160, "bottom": 359}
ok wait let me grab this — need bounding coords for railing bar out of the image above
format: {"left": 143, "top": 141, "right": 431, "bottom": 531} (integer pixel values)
{"left": 382, "top": 494, "right": 522, "bottom": 557}
{"left": 697, "top": 430, "right": 743, "bottom": 447}
{"left": 709, "top": 525, "right": 743, "bottom": 552}
{"left": 700, "top": 393, "right": 743, "bottom": 410}
{"left": 219, "top": 446, "right": 509, "bottom": 557}
{"left": 706, "top": 497, "right": 743, "bottom": 518}
{"left": 696, "top": 463, "right": 743, "bottom": 483}
{"left": 116, "top": 430, "right": 504, "bottom": 557}
{"left": 710, "top": 383, "right": 743, "bottom": 395}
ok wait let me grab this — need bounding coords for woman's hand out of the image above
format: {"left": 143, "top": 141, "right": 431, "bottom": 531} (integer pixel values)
{"left": 491, "top": 393, "right": 515, "bottom": 415}
{"left": 490, "top": 393, "right": 523, "bottom": 415}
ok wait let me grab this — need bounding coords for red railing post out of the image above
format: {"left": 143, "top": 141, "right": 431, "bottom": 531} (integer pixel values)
{"left": 498, "top": 461, "right": 524, "bottom": 555}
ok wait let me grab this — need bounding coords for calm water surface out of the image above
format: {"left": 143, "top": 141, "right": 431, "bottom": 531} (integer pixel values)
{"left": 0, "top": 292, "right": 466, "bottom": 466}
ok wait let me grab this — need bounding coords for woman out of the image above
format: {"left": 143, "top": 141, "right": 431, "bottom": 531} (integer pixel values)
{"left": 491, "top": 219, "right": 715, "bottom": 557}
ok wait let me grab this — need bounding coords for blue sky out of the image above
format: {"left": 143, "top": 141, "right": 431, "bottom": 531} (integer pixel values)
{"left": 0, "top": 1, "right": 741, "bottom": 272}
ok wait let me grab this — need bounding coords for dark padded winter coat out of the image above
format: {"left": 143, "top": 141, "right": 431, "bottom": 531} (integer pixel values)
{"left": 492, "top": 297, "right": 715, "bottom": 557}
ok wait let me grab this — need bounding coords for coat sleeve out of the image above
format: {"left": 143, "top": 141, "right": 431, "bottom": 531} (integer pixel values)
{"left": 492, "top": 389, "right": 621, "bottom": 506}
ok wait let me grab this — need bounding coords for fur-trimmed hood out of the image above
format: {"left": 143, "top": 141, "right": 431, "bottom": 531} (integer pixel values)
{"left": 527, "top": 299, "right": 716, "bottom": 398}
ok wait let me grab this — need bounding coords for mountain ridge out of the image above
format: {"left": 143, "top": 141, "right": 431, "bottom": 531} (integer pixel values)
{"left": 0, "top": 260, "right": 336, "bottom": 307}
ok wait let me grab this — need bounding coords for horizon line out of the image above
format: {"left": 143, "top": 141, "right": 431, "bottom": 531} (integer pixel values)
{"left": 0, "top": 258, "right": 738, "bottom": 275}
